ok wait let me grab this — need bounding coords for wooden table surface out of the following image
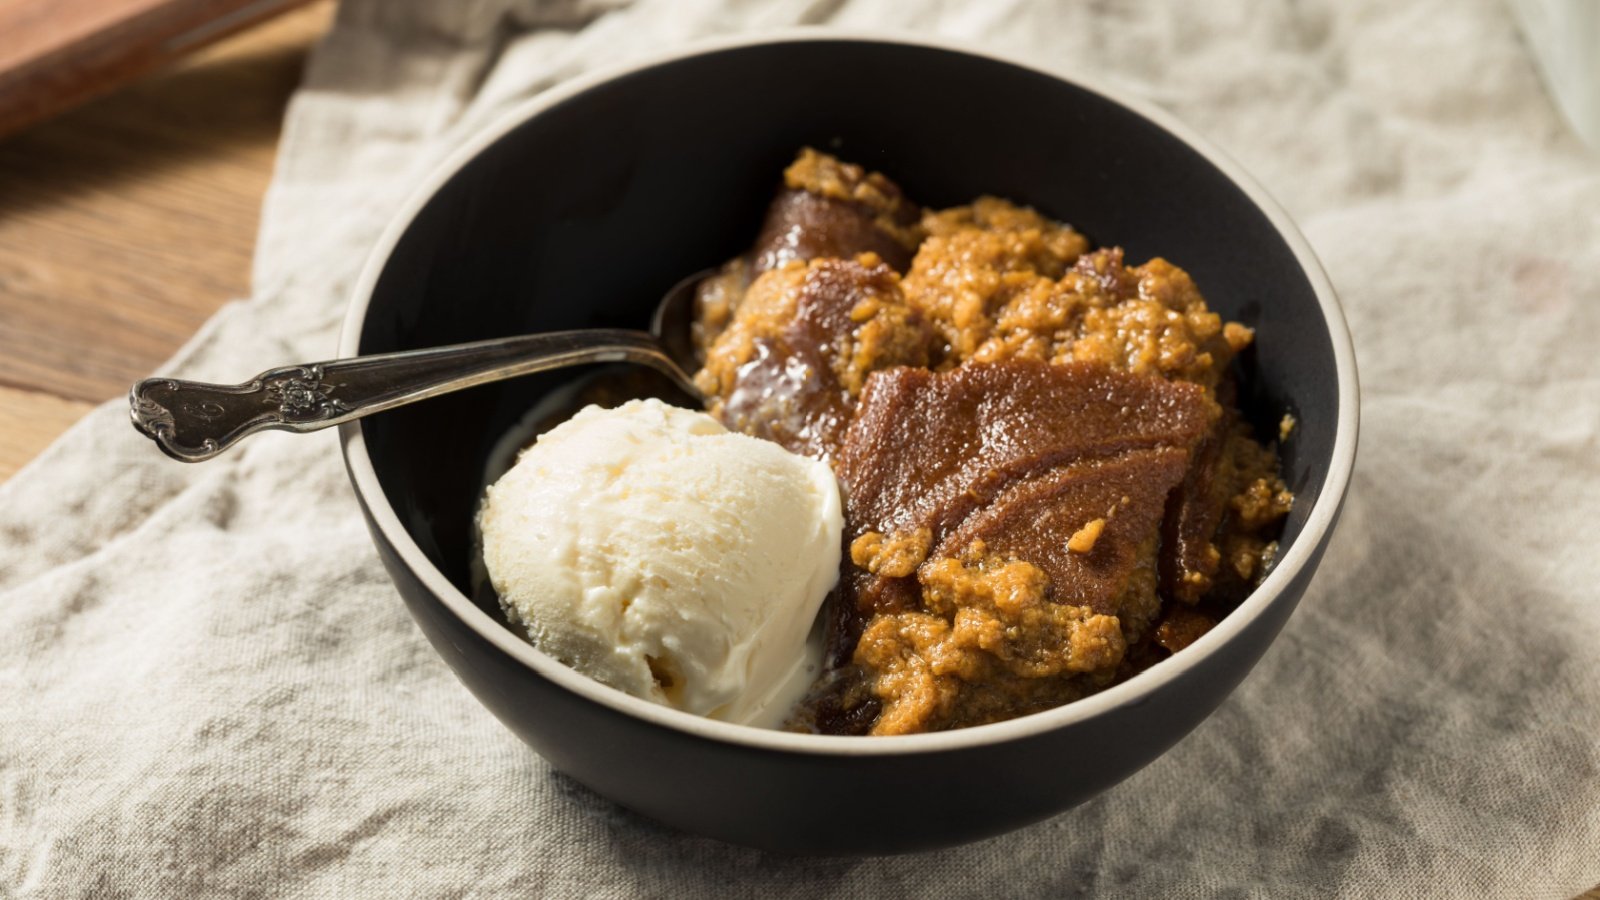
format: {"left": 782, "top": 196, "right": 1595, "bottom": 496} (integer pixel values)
{"left": 0, "top": 0, "right": 331, "bottom": 481}
{"left": 0, "top": 8, "right": 1596, "bottom": 896}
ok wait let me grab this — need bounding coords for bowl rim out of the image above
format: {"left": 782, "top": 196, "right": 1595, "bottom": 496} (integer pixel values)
{"left": 338, "top": 28, "right": 1360, "bottom": 757}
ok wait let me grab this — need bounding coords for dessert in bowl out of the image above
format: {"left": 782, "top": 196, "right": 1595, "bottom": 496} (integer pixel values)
{"left": 340, "top": 33, "right": 1357, "bottom": 853}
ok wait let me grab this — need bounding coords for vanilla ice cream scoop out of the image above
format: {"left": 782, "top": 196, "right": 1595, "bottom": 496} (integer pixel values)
{"left": 478, "top": 398, "right": 843, "bottom": 727}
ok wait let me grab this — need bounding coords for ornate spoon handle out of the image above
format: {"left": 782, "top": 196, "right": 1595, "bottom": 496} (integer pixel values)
{"left": 129, "top": 329, "right": 697, "bottom": 462}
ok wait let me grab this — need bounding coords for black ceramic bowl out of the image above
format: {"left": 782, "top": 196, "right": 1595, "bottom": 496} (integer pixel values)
{"left": 339, "top": 33, "right": 1358, "bottom": 855}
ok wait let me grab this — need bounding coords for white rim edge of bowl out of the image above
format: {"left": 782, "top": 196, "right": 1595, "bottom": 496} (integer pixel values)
{"left": 338, "top": 28, "right": 1360, "bottom": 757}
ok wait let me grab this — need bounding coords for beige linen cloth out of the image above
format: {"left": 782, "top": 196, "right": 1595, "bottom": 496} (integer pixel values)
{"left": 3, "top": 0, "right": 1598, "bottom": 896}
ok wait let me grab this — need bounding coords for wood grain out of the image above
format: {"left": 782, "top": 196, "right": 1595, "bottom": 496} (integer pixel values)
{"left": 0, "top": 384, "right": 93, "bottom": 482}
{"left": 0, "top": 0, "right": 316, "bottom": 135}
{"left": 0, "top": 0, "right": 332, "bottom": 483}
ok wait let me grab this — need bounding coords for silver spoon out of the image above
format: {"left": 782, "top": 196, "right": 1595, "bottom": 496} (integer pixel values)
{"left": 129, "top": 270, "right": 710, "bottom": 463}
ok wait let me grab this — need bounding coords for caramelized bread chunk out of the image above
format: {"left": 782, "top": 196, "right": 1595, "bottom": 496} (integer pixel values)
{"left": 816, "top": 360, "right": 1212, "bottom": 733}
{"left": 693, "top": 149, "right": 924, "bottom": 357}
{"left": 1151, "top": 606, "right": 1217, "bottom": 655}
{"left": 1160, "top": 405, "right": 1234, "bottom": 604}
{"left": 934, "top": 448, "right": 1191, "bottom": 628}
{"left": 694, "top": 256, "right": 934, "bottom": 462}
{"left": 836, "top": 360, "right": 1212, "bottom": 613}
{"left": 756, "top": 148, "right": 924, "bottom": 273}
{"left": 753, "top": 190, "right": 921, "bottom": 276}
{"left": 1161, "top": 397, "right": 1295, "bottom": 604}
